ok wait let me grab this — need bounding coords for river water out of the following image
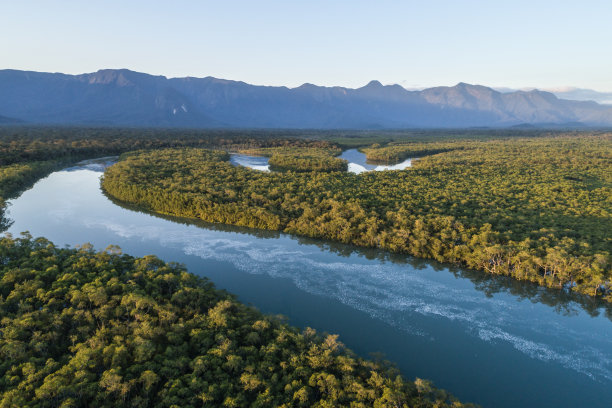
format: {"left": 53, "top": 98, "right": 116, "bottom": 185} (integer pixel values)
{"left": 4, "top": 158, "right": 612, "bottom": 408}
{"left": 338, "top": 149, "right": 412, "bottom": 173}
{"left": 230, "top": 149, "right": 412, "bottom": 174}
{"left": 230, "top": 153, "right": 271, "bottom": 172}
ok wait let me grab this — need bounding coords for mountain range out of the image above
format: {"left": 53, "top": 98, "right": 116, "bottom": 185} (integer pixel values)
{"left": 495, "top": 87, "right": 612, "bottom": 106}
{"left": 1, "top": 69, "right": 611, "bottom": 128}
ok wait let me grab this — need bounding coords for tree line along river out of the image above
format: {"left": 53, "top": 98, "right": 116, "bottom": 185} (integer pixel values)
{"left": 4, "top": 157, "right": 612, "bottom": 408}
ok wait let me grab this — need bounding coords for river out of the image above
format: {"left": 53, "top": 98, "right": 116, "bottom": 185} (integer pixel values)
{"left": 229, "top": 149, "right": 412, "bottom": 173}
{"left": 338, "top": 148, "right": 412, "bottom": 173}
{"left": 4, "top": 158, "right": 612, "bottom": 408}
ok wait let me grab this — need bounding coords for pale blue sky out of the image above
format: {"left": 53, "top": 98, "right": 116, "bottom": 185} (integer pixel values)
{"left": 1, "top": 0, "right": 611, "bottom": 91}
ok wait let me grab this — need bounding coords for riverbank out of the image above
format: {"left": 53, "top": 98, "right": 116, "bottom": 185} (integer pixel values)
{"left": 6, "top": 158, "right": 612, "bottom": 407}
{"left": 101, "top": 136, "right": 612, "bottom": 302}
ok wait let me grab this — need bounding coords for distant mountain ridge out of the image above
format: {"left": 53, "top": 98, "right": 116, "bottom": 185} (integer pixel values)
{"left": 496, "top": 86, "right": 612, "bottom": 106}
{"left": 1, "top": 69, "right": 611, "bottom": 128}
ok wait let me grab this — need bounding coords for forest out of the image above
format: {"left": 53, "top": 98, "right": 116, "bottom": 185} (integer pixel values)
{"left": 0, "top": 126, "right": 483, "bottom": 407}
{"left": 0, "top": 126, "right": 338, "bottom": 228}
{"left": 101, "top": 134, "right": 611, "bottom": 301}
{"left": 0, "top": 126, "right": 610, "bottom": 406}
{"left": 0, "top": 234, "right": 471, "bottom": 407}
{"left": 239, "top": 146, "right": 347, "bottom": 172}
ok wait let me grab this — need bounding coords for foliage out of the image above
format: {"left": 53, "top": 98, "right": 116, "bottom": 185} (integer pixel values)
{"left": 0, "top": 126, "right": 345, "bottom": 229}
{"left": 0, "top": 161, "right": 62, "bottom": 230}
{"left": 239, "top": 146, "right": 347, "bottom": 172}
{"left": 361, "top": 145, "right": 453, "bottom": 163}
{"left": 0, "top": 127, "right": 346, "bottom": 167}
{"left": 0, "top": 161, "right": 58, "bottom": 199}
{"left": 102, "top": 134, "right": 612, "bottom": 301}
{"left": 0, "top": 234, "right": 471, "bottom": 407}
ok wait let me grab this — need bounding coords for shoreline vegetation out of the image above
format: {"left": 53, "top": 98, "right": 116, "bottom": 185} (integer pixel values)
{"left": 0, "top": 127, "right": 345, "bottom": 228}
{"left": 101, "top": 134, "right": 611, "bottom": 302}
{"left": 102, "top": 191, "right": 612, "bottom": 322}
{"left": 0, "top": 126, "right": 480, "bottom": 407}
{"left": 0, "top": 234, "right": 473, "bottom": 407}
{"left": 0, "top": 126, "right": 610, "bottom": 406}
{"left": 237, "top": 146, "right": 348, "bottom": 173}
{"left": 0, "top": 126, "right": 608, "bottom": 303}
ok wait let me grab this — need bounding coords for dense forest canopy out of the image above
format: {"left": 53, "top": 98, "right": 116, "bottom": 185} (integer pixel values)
{"left": 101, "top": 134, "right": 611, "bottom": 301}
{"left": 0, "top": 126, "right": 610, "bottom": 406}
{"left": 0, "top": 234, "right": 472, "bottom": 407}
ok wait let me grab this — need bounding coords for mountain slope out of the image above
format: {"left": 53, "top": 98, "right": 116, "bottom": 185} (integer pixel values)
{"left": 0, "top": 114, "right": 22, "bottom": 124}
{"left": 498, "top": 87, "right": 612, "bottom": 106}
{"left": 1, "top": 69, "right": 610, "bottom": 128}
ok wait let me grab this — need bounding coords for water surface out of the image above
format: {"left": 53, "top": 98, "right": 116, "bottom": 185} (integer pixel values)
{"left": 338, "top": 149, "right": 412, "bottom": 173}
{"left": 230, "top": 149, "right": 412, "bottom": 174}
{"left": 4, "top": 159, "right": 612, "bottom": 408}
{"left": 229, "top": 153, "right": 270, "bottom": 171}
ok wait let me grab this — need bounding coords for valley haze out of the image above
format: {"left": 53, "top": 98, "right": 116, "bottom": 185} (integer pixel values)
{"left": 1, "top": 69, "right": 612, "bottom": 129}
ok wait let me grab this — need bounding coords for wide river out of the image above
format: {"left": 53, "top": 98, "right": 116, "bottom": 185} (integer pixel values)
{"left": 4, "top": 158, "right": 612, "bottom": 407}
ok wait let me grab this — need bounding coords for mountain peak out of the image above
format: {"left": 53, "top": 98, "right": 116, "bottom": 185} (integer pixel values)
{"left": 85, "top": 69, "right": 133, "bottom": 86}
{"left": 453, "top": 82, "right": 492, "bottom": 91}
{"left": 84, "top": 69, "right": 167, "bottom": 86}
{"left": 364, "top": 80, "right": 383, "bottom": 88}
{"left": 297, "top": 83, "right": 318, "bottom": 89}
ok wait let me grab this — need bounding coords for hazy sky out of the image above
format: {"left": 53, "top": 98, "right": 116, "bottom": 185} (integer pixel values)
{"left": 2, "top": 0, "right": 611, "bottom": 91}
